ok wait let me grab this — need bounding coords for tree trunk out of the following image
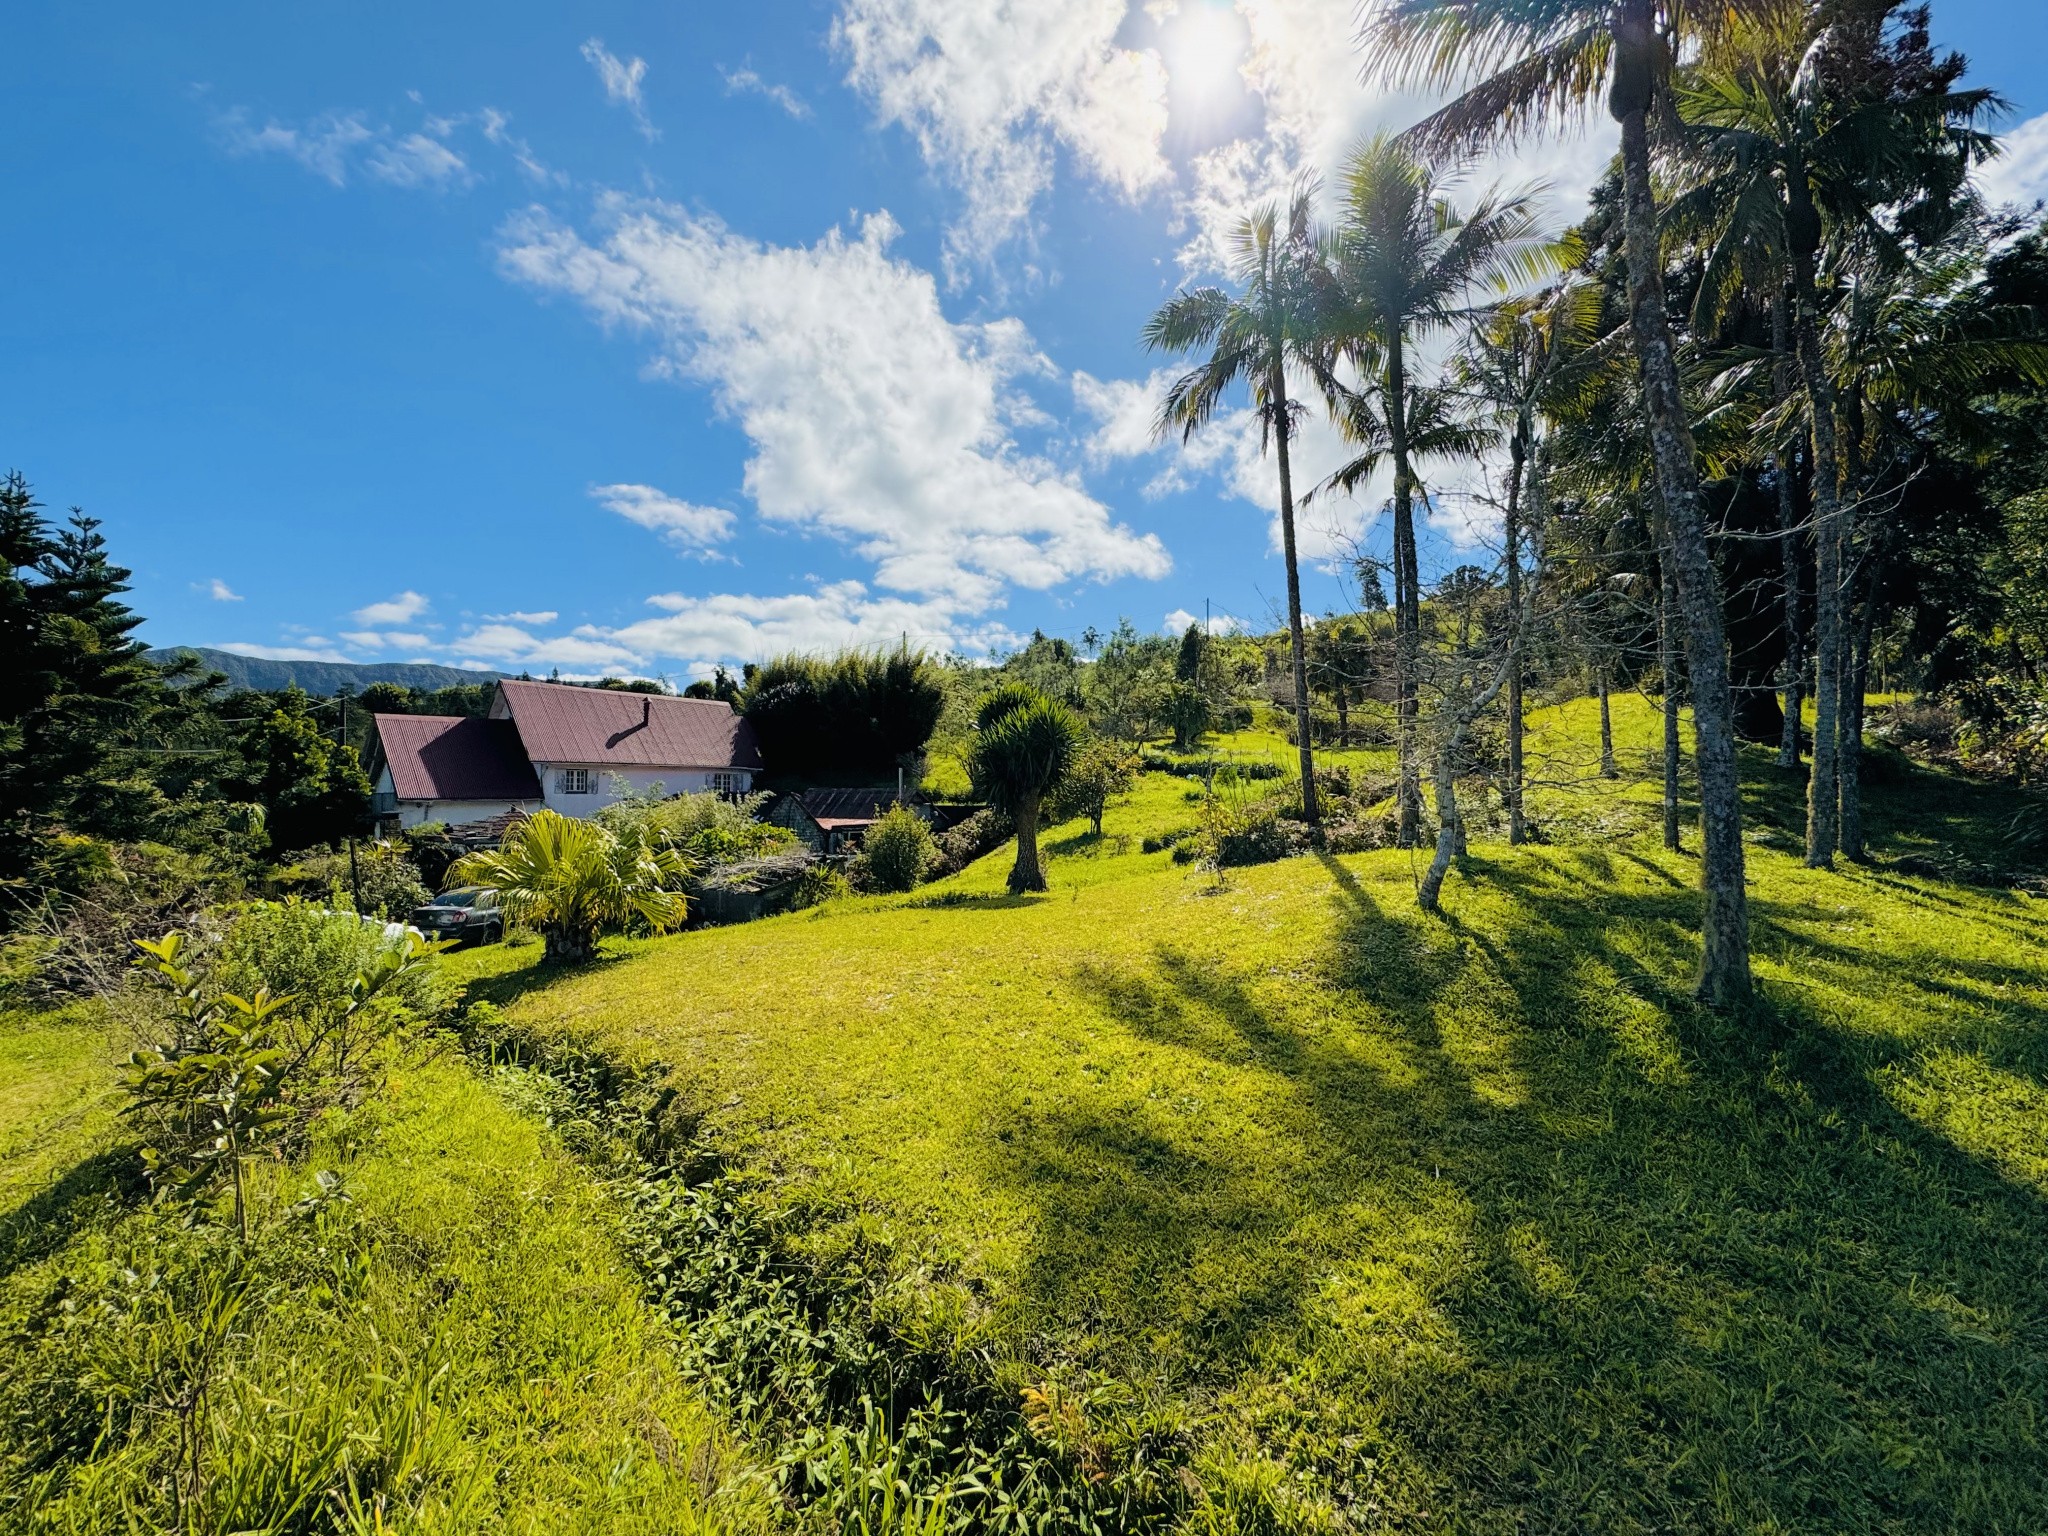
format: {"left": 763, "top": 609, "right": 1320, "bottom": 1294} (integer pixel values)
{"left": 1598, "top": 675, "right": 1618, "bottom": 778}
{"left": 1418, "top": 738, "right": 1461, "bottom": 912}
{"left": 544, "top": 924, "right": 594, "bottom": 963}
{"left": 1773, "top": 292, "right": 1805, "bottom": 768}
{"left": 1506, "top": 416, "right": 1528, "bottom": 845}
{"left": 1790, "top": 213, "right": 1844, "bottom": 870}
{"left": 1661, "top": 558, "right": 1683, "bottom": 853}
{"left": 1615, "top": 49, "right": 1752, "bottom": 1005}
{"left": 1839, "top": 549, "right": 1885, "bottom": 862}
{"left": 1389, "top": 336, "right": 1424, "bottom": 847}
{"left": 1009, "top": 793, "right": 1046, "bottom": 893}
{"left": 1272, "top": 363, "right": 1322, "bottom": 836}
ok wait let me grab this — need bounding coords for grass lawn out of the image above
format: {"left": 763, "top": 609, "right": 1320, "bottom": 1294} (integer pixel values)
{"left": 0, "top": 1006, "right": 770, "bottom": 1533}
{"left": 456, "top": 694, "right": 2048, "bottom": 1533}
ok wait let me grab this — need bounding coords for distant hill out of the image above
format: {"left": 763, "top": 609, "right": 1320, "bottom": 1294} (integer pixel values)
{"left": 148, "top": 647, "right": 510, "bottom": 696}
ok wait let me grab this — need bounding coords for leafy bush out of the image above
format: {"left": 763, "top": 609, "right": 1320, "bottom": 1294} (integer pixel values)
{"left": 269, "top": 842, "right": 430, "bottom": 918}
{"left": 596, "top": 786, "right": 792, "bottom": 867}
{"left": 786, "top": 863, "right": 852, "bottom": 909}
{"left": 1048, "top": 739, "right": 1138, "bottom": 835}
{"left": 929, "top": 807, "right": 1012, "bottom": 877}
{"left": 1207, "top": 806, "right": 1299, "bottom": 868}
{"left": 1137, "top": 748, "right": 1286, "bottom": 782}
{"left": 855, "top": 805, "right": 936, "bottom": 893}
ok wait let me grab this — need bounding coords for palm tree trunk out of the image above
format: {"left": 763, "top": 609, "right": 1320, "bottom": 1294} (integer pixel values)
{"left": 1772, "top": 293, "right": 1805, "bottom": 768}
{"left": 1790, "top": 224, "right": 1844, "bottom": 870}
{"left": 1839, "top": 544, "right": 1886, "bottom": 861}
{"left": 1505, "top": 418, "right": 1527, "bottom": 845}
{"left": 1009, "top": 792, "right": 1045, "bottom": 893}
{"left": 1661, "top": 557, "right": 1683, "bottom": 853}
{"left": 1598, "top": 674, "right": 1617, "bottom": 777}
{"left": 1614, "top": 47, "right": 1752, "bottom": 1005}
{"left": 1272, "top": 364, "right": 1322, "bottom": 836}
{"left": 1389, "top": 338, "right": 1424, "bottom": 847}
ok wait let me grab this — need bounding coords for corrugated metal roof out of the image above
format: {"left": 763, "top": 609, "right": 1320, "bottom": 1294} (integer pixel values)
{"left": 497, "top": 680, "right": 765, "bottom": 771}
{"left": 373, "top": 716, "right": 544, "bottom": 802}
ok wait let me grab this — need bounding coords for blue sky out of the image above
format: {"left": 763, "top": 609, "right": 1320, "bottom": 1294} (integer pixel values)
{"left": 5, "top": 1, "right": 2043, "bottom": 681}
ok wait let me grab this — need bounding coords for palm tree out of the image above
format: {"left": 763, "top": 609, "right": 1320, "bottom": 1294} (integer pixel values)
{"left": 1361, "top": 0, "right": 1767, "bottom": 1005}
{"left": 1315, "top": 136, "right": 1550, "bottom": 846}
{"left": 967, "top": 685, "right": 1083, "bottom": 893}
{"left": 1145, "top": 189, "right": 1327, "bottom": 835}
{"left": 1455, "top": 276, "right": 1602, "bottom": 841}
{"left": 1672, "top": 3, "right": 1999, "bottom": 867}
{"left": 447, "top": 809, "right": 691, "bottom": 963}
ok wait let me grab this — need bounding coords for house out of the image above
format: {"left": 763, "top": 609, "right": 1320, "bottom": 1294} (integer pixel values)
{"left": 768, "top": 787, "right": 920, "bottom": 856}
{"left": 368, "top": 679, "right": 764, "bottom": 832}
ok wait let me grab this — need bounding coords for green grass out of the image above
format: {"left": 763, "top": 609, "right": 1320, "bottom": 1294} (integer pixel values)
{"left": 0, "top": 1007, "right": 770, "bottom": 1533}
{"left": 455, "top": 694, "right": 2048, "bottom": 1533}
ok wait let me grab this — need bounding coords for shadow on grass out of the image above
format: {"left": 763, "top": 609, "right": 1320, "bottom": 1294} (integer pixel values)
{"left": 994, "top": 846, "right": 2048, "bottom": 1531}
{"left": 0, "top": 1143, "right": 145, "bottom": 1282}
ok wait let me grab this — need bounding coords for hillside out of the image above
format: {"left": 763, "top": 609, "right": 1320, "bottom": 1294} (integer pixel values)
{"left": 147, "top": 646, "right": 509, "bottom": 694}
{"left": 7, "top": 697, "right": 2047, "bottom": 1531}
{"left": 450, "top": 696, "right": 2048, "bottom": 1533}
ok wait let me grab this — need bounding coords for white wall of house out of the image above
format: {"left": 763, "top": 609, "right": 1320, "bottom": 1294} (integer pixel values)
{"left": 393, "top": 799, "right": 542, "bottom": 830}
{"left": 533, "top": 763, "right": 755, "bottom": 815}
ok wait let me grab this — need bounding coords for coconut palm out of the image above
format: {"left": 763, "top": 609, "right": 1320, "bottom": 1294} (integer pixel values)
{"left": 967, "top": 685, "right": 1083, "bottom": 894}
{"left": 1671, "top": 2, "right": 2000, "bottom": 867}
{"left": 1316, "top": 135, "right": 1554, "bottom": 846}
{"left": 1361, "top": 0, "right": 1769, "bottom": 1005}
{"left": 1145, "top": 188, "right": 1328, "bottom": 835}
{"left": 1453, "top": 275, "right": 1603, "bottom": 842}
{"left": 447, "top": 809, "right": 691, "bottom": 963}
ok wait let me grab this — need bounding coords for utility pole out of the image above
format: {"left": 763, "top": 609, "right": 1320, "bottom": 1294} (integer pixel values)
{"left": 338, "top": 687, "right": 363, "bottom": 914}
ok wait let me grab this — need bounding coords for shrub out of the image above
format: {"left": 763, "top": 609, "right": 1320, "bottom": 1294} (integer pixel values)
{"left": 741, "top": 648, "right": 946, "bottom": 779}
{"left": 856, "top": 805, "right": 936, "bottom": 893}
{"left": 930, "top": 807, "right": 1013, "bottom": 877}
{"left": 1049, "top": 739, "right": 1139, "bottom": 835}
{"left": 787, "top": 863, "right": 851, "bottom": 909}
{"left": 597, "top": 787, "right": 792, "bottom": 866}
{"left": 448, "top": 809, "right": 692, "bottom": 963}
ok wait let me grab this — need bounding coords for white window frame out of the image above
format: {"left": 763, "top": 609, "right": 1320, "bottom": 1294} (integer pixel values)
{"left": 557, "top": 767, "right": 592, "bottom": 795}
{"left": 708, "top": 770, "right": 746, "bottom": 799}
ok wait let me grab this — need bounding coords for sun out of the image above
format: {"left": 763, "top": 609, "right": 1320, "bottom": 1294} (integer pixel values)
{"left": 1162, "top": 0, "right": 1250, "bottom": 116}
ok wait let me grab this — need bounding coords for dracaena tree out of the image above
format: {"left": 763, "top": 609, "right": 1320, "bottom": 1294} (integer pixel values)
{"left": 1361, "top": 0, "right": 1775, "bottom": 1005}
{"left": 967, "top": 684, "right": 1082, "bottom": 894}
{"left": 1145, "top": 188, "right": 1328, "bottom": 835}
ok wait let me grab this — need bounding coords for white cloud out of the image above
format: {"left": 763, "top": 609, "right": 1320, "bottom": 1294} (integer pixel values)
{"left": 196, "top": 577, "right": 243, "bottom": 602}
{"left": 479, "top": 107, "right": 563, "bottom": 185}
{"left": 499, "top": 199, "right": 1170, "bottom": 609}
{"left": 216, "top": 641, "right": 353, "bottom": 663}
{"left": 833, "top": 0, "right": 1170, "bottom": 277}
{"left": 582, "top": 38, "right": 658, "bottom": 140}
{"left": 1072, "top": 368, "right": 1174, "bottom": 466}
{"left": 352, "top": 590, "right": 431, "bottom": 626}
{"left": 483, "top": 609, "right": 559, "bottom": 625}
{"left": 590, "top": 482, "right": 737, "bottom": 552}
{"left": 339, "top": 630, "right": 385, "bottom": 648}
{"left": 454, "top": 621, "right": 645, "bottom": 673}
{"left": 1980, "top": 113, "right": 2048, "bottom": 210}
{"left": 1171, "top": 0, "right": 1613, "bottom": 277}
{"left": 721, "top": 66, "right": 811, "bottom": 119}
{"left": 219, "top": 109, "right": 374, "bottom": 186}
{"left": 366, "top": 132, "right": 469, "bottom": 189}
{"left": 1164, "top": 606, "right": 1243, "bottom": 635}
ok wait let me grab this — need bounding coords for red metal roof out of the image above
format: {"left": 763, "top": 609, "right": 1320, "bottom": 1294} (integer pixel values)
{"left": 373, "top": 716, "right": 543, "bottom": 802}
{"left": 495, "top": 680, "right": 764, "bottom": 771}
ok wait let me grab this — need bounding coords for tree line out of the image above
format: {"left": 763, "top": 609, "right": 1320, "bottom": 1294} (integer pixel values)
{"left": 1144, "top": 0, "right": 2048, "bottom": 1004}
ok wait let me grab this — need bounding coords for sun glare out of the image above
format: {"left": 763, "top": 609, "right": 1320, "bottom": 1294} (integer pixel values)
{"left": 1162, "top": 0, "right": 1249, "bottom": 116}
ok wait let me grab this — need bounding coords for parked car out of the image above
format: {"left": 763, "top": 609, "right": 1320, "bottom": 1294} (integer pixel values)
{"left": 409, "top": 886, "right": 505, "bottom": 945}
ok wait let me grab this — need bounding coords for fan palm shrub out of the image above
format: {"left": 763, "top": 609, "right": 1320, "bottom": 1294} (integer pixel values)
{"left": 447, "top": 810, "right": 690, "bottom": 962}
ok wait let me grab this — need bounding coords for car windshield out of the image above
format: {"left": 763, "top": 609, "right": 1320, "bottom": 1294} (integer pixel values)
{"left": 435, "top": 888, "right": 484, "bottom": 908}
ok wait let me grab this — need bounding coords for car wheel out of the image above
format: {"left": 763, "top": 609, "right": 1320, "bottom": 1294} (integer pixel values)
{"left": 485, "top": 922, "right": 504, "bottom": 945}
